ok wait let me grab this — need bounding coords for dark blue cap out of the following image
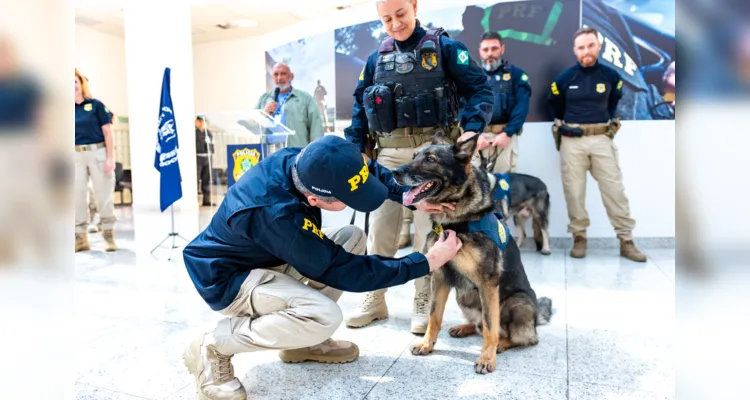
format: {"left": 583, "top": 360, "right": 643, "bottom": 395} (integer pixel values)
{"left": 296, "top": 135, "right": 387, "bottom": 213}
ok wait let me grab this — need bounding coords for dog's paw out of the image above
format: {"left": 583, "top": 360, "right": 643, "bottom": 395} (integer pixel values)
{"left": 449, "top": 324, "right": 476, "bottom": 338}
{"left": 410, "top": 342, "right": 434, "bottom": 356}
{"left": 474, "top": 354, "right": 497, "bottom": 374}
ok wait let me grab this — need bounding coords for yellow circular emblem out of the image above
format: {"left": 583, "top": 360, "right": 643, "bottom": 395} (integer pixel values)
{"left": 499, "top": 179, "right": 509, "bottom": 191}
{"left": 232, "top": 148, "right": 261, "bottom": 182}
{"left": 498, "top": 221, "right": 507, "bottom": 243}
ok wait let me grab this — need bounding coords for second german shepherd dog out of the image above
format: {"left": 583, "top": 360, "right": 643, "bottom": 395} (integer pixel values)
{"left": 489, "top": 171, "right": 552, "bottom": 256}
{"left": 392, "top": 133, "right": 552, "bottom": 375}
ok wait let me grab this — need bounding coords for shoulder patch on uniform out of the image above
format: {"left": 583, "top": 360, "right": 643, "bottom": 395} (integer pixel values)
{"left": 521, "top": 74, "right": 529, "bottom": 82}
{"left": 295, "top": 214, "right": 325, "bottom": 240}
{"left": 359, "top": 66, "right": 365, "bottom": 81}
{"left": 551, "top": 82, "right": 560, "bottom": 95}
{"left": 616, "top": 80, "right": 623, "bottom": 90}
{"left": 499, "top": 179, "right": 510, "bottom": 191}
{"left": 457, "top": 49, "right": 469, "bottom": 65}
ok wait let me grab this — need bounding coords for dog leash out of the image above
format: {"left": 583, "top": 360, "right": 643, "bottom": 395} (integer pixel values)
{"left": 349, "top": 210, "right": 370, "bottom": 255}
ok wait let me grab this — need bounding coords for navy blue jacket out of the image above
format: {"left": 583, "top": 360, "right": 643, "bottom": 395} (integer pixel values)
{"left": 548, "top": 60, "right": 623, "bottom": 124}
{"left": 182, "top": 148, "right": 429, "bottom": 311}
{"left": 345, "top": 23, "right": 493, "bottom": 153}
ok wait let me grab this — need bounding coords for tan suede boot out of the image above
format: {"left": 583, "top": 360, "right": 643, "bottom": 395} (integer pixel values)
{"left": 75, "top": 233, "right": 90, "bottom": 252}
{"left": 620, "top": 239, "right": 647, "bottom": 262}
{"left": 411, "top": 276, "right": 431, "bottom": 335}
{"left": 183, "top": 333, "right": 246, "bottom": 400}
{"left": 570, "top": 234, "right": 586, "bottom": 258}
{"left": 102, "top": 229, "right": 117, "bottom": 252}
{"left": 278, "top": 338, "right": 359, "bottom": 364}
{"left": 345, "top": 290, "right": 388, "bottom": 328}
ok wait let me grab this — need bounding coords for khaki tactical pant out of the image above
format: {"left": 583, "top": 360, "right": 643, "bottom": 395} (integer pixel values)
{"left": 559, "top": 135, "right": 635, "bottom": 240}
{"left": 213, "top": 226, "right": 366, "bottom": 356}
{"left": 369, "top": 145, "right": 432, "bottom": 294}
{"left": 74, "top": 145, "right": 116, "bottom": 234}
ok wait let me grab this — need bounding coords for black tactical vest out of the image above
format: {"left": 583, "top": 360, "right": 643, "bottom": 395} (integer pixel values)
{"left": 363, "top": 28, "right": 459, "bottom": 133}
{"left": 486, "top": 61, "right": 516, "bottom": 124}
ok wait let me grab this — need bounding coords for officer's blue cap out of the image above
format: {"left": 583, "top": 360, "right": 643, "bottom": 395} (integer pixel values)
{"left": 296, "top": 135, "right": 387, "bottom": 213}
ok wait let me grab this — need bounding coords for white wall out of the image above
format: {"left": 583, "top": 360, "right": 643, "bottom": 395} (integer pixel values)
{"left": 192, "top": 36, "right": 266, "bottom": 115}
{"left": 74, "top": 25, "right": 128, "bottom": 117}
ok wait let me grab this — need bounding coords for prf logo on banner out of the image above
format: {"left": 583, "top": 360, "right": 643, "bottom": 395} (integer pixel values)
{"left": 232, "top": 148, "right": 261, "bottom": 183}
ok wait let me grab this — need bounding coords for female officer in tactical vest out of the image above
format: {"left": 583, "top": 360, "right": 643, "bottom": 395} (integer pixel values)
{"left": 74, "top": 69, "right": 117, "bottom": 252}
{"left": 343, "top": 0, "right": 493, "bottom": 333}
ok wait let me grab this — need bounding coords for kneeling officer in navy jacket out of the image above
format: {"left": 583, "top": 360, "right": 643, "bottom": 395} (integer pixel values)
{"left": 182, "top": 135, "right": 462, "bottom": 400}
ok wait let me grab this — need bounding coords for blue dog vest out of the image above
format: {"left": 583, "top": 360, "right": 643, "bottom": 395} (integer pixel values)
{"left": 432, "top": 212, "right": 511, "bottom": 251}
{"left": 493, "top": 173, "right": 511, "bottom": 205}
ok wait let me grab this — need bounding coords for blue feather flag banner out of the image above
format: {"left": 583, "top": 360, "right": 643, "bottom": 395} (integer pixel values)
{"left": 154, "top": 67, "right": 183, "bottom": 212}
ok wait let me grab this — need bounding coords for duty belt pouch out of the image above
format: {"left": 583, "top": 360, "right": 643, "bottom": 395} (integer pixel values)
{"left": 415, "top": 93, "right": 438, "bottom": 127}
{"left": 395, "top": 96, "right": 417, "bottom": 128}
{"left": 364, "top": 84, "right": 396, "bottom": 133}
{"left": 560, "top": 125, "right": 584, "bottom": 138}
{"left": 435, "top": 88, "right": 449, "bottom": 125}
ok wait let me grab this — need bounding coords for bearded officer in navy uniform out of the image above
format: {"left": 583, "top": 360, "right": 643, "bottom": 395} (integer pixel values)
{"left": 343, "top": 0, "right": 493, "bottom": 334}
{"left": 548, "top": 26, "right": 647, "bottom": 262}
{"left": 473, "top": 31, "right": 531, "bottom": 173}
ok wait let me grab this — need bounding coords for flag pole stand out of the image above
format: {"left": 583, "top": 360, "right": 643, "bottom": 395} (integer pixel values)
{"left": 150, "top": 204, "right": 190, "bottom": 261}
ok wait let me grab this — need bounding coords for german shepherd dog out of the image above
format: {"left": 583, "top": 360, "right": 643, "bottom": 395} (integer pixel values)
{"left": 392, "top": 133, "right": 552, "bottom": 374}
{"left": 487, "top": 170, "right": 552, "bottom": 256}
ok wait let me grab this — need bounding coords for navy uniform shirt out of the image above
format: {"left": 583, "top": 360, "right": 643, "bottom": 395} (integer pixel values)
{"left": 548, "top": 60, "right": 623, "bottom": 124}
{"left": 485, "top": 63, "right": 531, "bottom": 136}
{"left": 344, "top": 23, "right": 493, "bottom": 153}
{"left": 75, "top": 98, "right": 112, "bottom": 145}
{"left": 182, "top": 147, "right": 429, "bottom": 311}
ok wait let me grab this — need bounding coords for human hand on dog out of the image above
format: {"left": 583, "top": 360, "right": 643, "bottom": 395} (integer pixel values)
{"left": 457, "top": 131, "right": 490, "bottom": 153}
{"left": 425, "top": 229, "right": 463, "bottom": 272}
{"left": 414, "top": 201, "right": 456, "bottom": 214}
{"left": 491, "top": 132, "right": 511, "bottom": 149}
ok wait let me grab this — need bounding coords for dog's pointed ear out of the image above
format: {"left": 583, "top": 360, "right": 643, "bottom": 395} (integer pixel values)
{"left": 432, "top": 130, "right": 447, "bottom": 145}
{"left": 453, "top": 133, "right": 479, "bottom": 162}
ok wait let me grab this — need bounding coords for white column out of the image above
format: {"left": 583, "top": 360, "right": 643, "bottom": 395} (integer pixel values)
{"left": 123, "top": 0, "right": 198, "bottom": 213}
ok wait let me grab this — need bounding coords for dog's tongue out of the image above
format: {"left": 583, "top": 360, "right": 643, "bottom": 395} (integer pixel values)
{"left": 403, "top": 182, "right": 429, "bottom": 206}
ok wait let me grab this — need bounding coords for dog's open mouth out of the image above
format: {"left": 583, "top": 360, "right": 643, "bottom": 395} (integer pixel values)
{"left": 403, "top": 180, "right": 442, "bottom": 206}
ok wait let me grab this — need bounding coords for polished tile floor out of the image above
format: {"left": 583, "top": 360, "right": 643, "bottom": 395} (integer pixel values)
{"left": 75, "top": 207, "right": 674, "bottom": 399}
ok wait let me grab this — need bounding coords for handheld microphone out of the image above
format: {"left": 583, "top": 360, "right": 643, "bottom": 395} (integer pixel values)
{"left": 273, "top": 87, "right": 280, "bottom": 102}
